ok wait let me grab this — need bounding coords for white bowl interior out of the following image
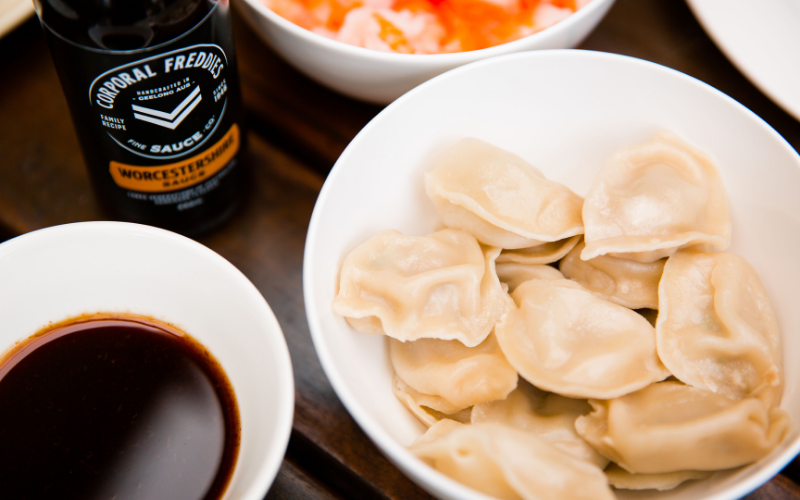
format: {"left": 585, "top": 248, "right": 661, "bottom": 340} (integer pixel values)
{"left": 304, "top": 50, "right": 800, "bottom": 500}
{"left": 0, "top": 222, "right": 294, "bottom": 500}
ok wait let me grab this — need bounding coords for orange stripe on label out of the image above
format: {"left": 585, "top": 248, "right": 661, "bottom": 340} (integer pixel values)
{"left": 109, "top": 124, "right": 239, "bottom": 193}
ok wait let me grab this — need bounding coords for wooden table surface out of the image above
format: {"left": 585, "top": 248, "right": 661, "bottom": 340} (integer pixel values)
{"left": 1, "top": 0, "right": 799, "bottom": 499}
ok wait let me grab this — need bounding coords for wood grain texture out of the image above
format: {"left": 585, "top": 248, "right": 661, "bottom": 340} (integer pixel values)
{"left": 266, "top": 459, "right": 341, "bottom": 500}
{"left": 0, "top": 1, "right": 799, "bottom": 499}
{"left": 0, "top": 20, "right": 100, "bottom": 231}
{"left": 745, "top": 476, "right": 800, "bottom": 500}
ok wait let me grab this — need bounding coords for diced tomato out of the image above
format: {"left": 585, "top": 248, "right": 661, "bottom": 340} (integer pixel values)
{"left": 265, "top": 0, "right": 578, "bottom": 53}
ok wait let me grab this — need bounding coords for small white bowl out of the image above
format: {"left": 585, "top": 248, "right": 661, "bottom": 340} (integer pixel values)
{"left": 303, "top": 50, "right": 800, "bottom": 500}
{"left": 234, "top": 0, "right": 615, "bottom": 103}
{"left": 0, "top": 222, "right": 294, "bottom": 500}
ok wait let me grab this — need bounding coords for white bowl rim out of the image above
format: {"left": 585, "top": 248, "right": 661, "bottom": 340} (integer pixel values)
{"left": 236, "top": 0, "right": 615, "bottom": 65}
{"left": 0, "top": 220, "right": 296, "bottom": 500}
{"left": 303, "top": 49, "right": 800, "bottom": 500}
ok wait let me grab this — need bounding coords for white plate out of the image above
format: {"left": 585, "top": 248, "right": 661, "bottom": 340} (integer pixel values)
{"left": 0, "top": 222, "right": 295, "bottom": 500}
{"left": 687, "top": 0, "right": 800, "bottom": 121}
{"left": 304, "top": 50, "right": 800, "bottom": 500}
{"left": 0, "top": 0, "right": 33, "bottom": 38}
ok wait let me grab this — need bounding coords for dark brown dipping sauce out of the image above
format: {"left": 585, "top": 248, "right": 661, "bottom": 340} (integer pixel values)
{"left": 0, "top": 315, "right": 239, "bottom": 500}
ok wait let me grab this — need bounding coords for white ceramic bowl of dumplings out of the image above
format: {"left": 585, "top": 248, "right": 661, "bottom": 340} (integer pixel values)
{"left": 235, "top": 0, "right": 616, "bottom": 104}
{"left": 303, "top": 50, "right": 800, "bottom": 500}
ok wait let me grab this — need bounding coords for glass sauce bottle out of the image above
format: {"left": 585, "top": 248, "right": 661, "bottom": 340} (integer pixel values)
{"left": 34, "top": 0, "right": 246, "bottom": 236}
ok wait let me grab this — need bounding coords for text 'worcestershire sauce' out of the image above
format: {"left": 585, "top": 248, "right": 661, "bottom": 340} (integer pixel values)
{"left": 34, "top": 0, "right": 247, "bottom": 236}
{"left": 0, "top": 314, "right": 240, "bottom": 500}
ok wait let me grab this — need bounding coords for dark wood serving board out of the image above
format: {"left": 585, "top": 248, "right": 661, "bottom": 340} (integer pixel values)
{"left": 0, "top": 0, "right": 798, "bottom": 498}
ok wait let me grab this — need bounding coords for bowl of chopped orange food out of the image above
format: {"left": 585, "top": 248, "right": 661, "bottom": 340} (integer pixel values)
{"left": 303, "top": 50, "right": 800, "bottom": 500}
{"left": 235, "top": 0, "right": 615, "bottom": 102}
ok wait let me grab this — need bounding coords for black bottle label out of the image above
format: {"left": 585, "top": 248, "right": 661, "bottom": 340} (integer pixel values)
{"left": 91, "top": 43, "right": 237, "bottom": 194}
{"left": 39, "top": 1, "right": 244, "bottom": 230}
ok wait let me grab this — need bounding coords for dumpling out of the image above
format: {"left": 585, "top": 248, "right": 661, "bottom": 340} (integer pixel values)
{"left": 424, "top": 138, "right": 584, "bottom": 249}
{"left": 603, "top": 463, "right": 713, "bottom": 491}
{"left": 332, "top": 229, "right": 506, "bottom": 347}
{"left": 389, "top": 332, "right": 518, "bottom": 410}
{"left": 411, "top": 418, "right": 466, "bottom": 447}
{"left": 471, "top": 380, "right": 608, "bottom": 468}
{"left": 411, "top": 421, "right": 616, "bottom": 500}
{"left": 495, "top": 279, "right": 669, "bottom": 399}
{"left": 575, "top": 381, "right": 792, "bottom": 474}
{"left": 496, "top": 235, "right": 582, "bottom": 265}
{"left": 657, "top": 249, "right": 783, "bottom": 407}
{"left": 560, "top": 241, "right": 664, "bottom": 310}
{"left": 582, "top": 132, "right": 731, "bottom": 263}
{"left": 495, "top": 262, "right": 564, "bottom": 293}
{"left": 392, "top": 376, "right": 472, "bottom": 427}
